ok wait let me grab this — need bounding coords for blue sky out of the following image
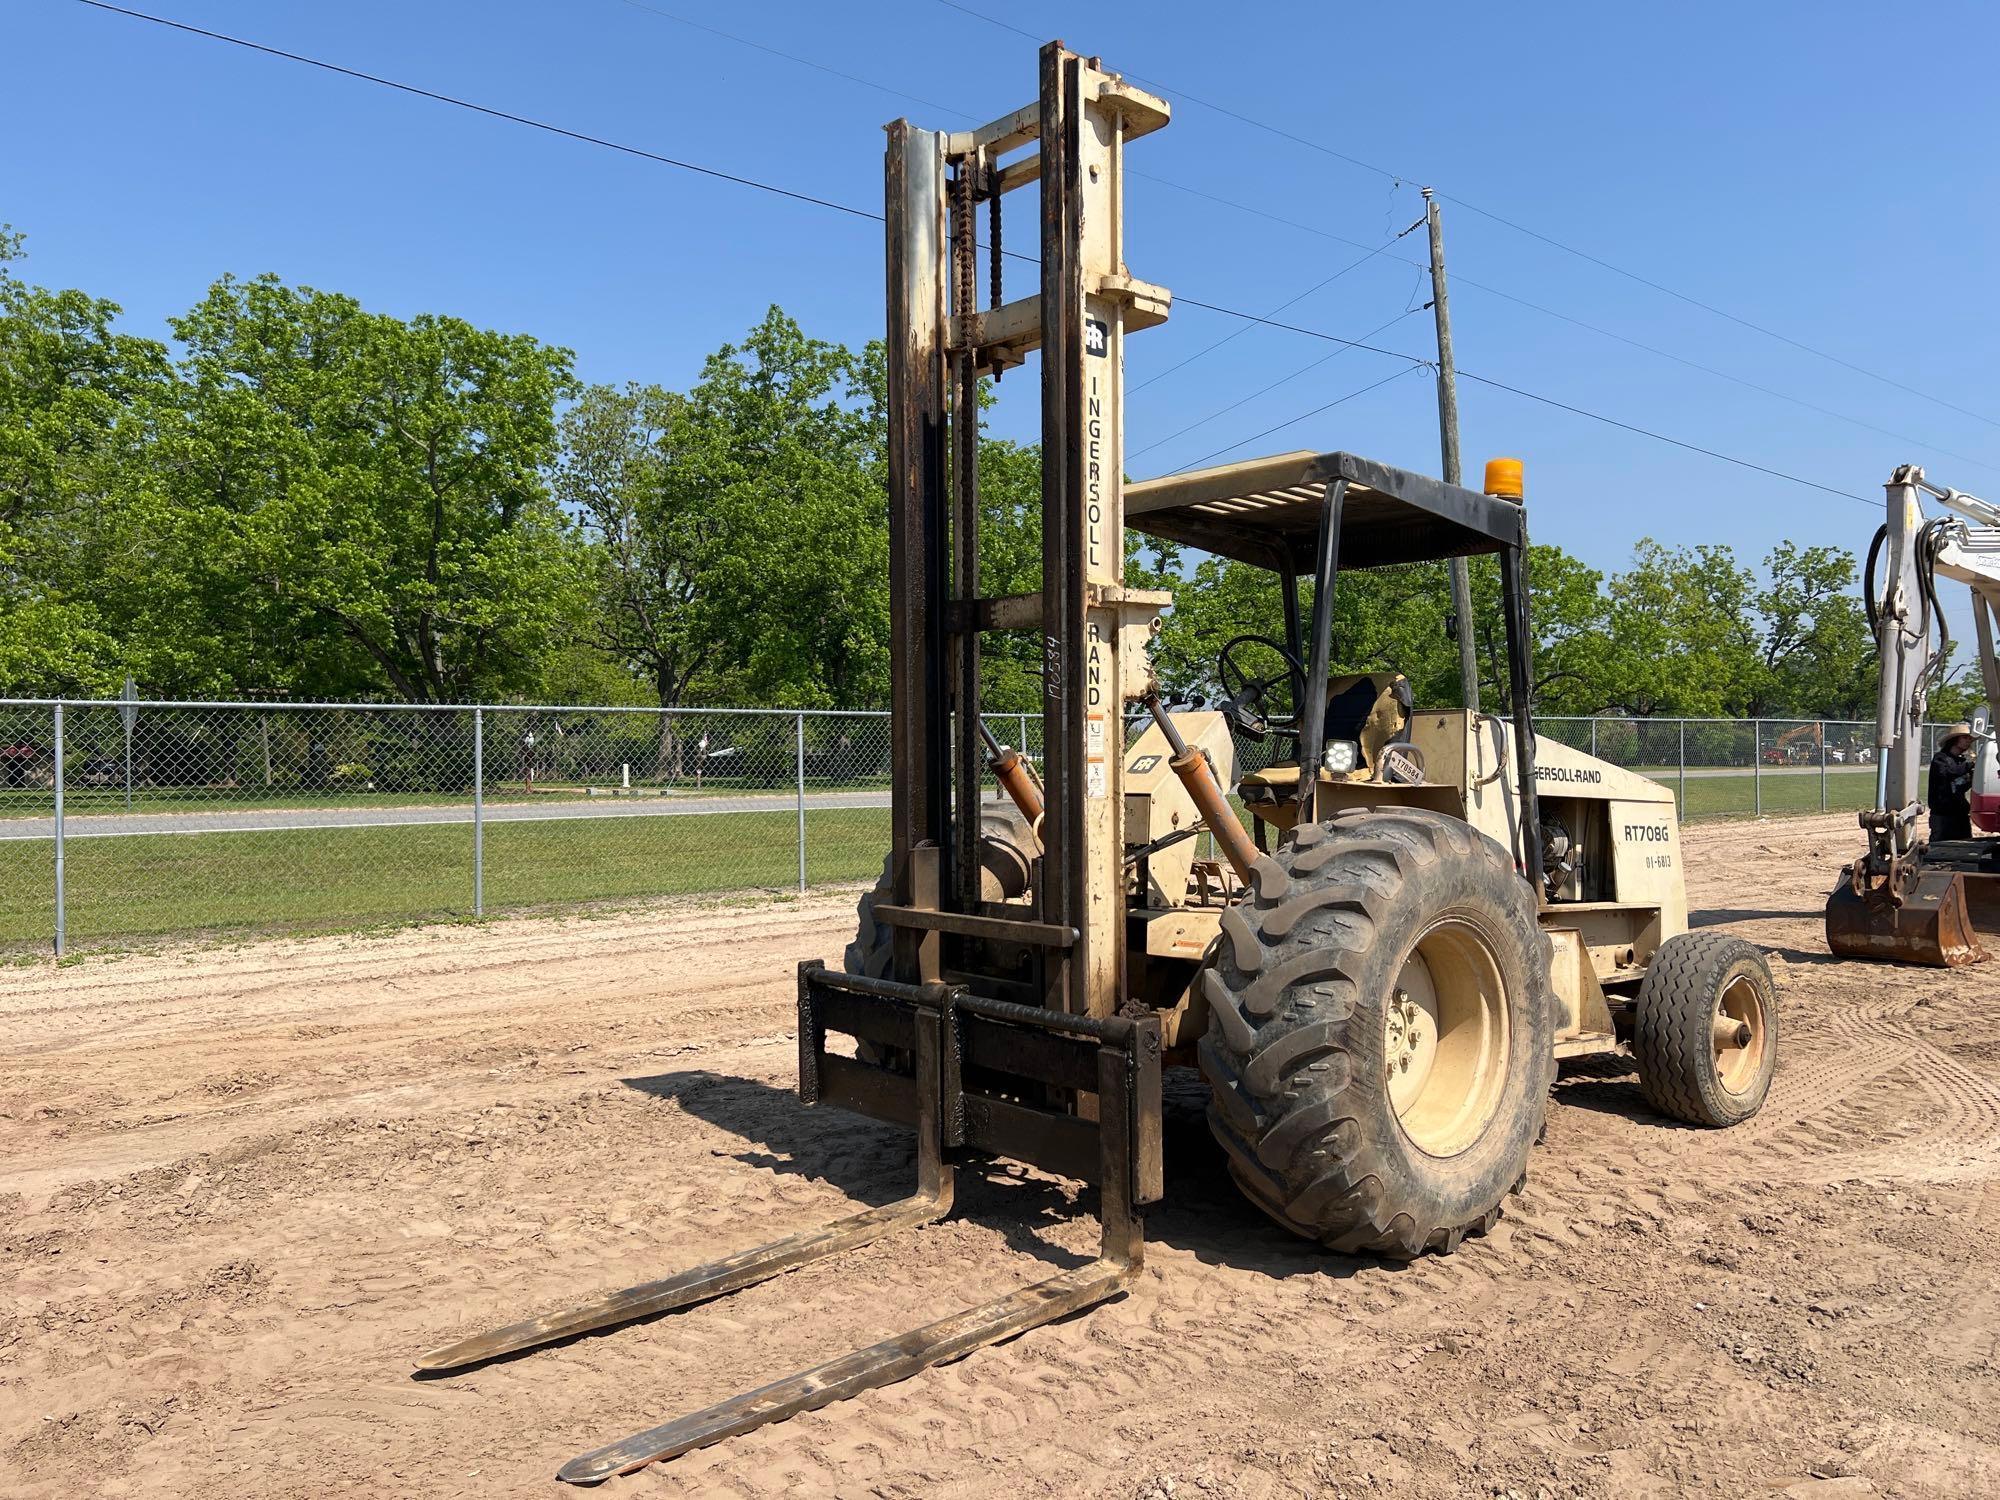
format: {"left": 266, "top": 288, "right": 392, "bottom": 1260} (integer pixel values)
{"left": 13, "top": 0, "right": 2000, "bottom": 641}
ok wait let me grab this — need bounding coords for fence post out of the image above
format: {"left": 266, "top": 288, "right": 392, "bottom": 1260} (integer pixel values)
{"left": 1590, "top": 718, "right": 1598, "bottom": 758}
{"left": 122, "top": 676, "right": 136, "bottom": 811}
{"left": 472, "top": 707, "right": 485, "bottom": 918}
{"left": 796, "top": 712, "right": 808, "bottom": 892}
{"left": 53, "top": 702, "right": 65, "bottom": 958}
{"left": 1018, "top": 712, "right": 1030, "bottom": 755}
{"left": 1820, "top": 721, "right": 1828, "bottom": 812}
{"left": 1678, "top": 719, "right": 1686, "bottom": 823}
{"left": 1753, "top": 720, "right": 1762, "bottom": 816}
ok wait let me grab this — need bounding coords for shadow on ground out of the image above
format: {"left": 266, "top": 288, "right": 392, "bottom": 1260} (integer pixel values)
{"left": 621, "top": 1066, "right": 1385, "bottom": 1283}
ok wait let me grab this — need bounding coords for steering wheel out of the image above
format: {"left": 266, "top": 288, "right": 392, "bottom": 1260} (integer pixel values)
{"left": 1216, "top": 634, "right": 1308, "bottom": 742}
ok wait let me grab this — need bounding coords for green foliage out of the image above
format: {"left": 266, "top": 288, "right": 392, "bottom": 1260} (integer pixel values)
{"left": 163, "top": 274, "right": 587, "bottom": 702}
{"left": 0, "top": 231, "right": 1898, "bottom": 719}
{"left": 0, "top": 228, "right": 172, "bottom": 694}
{"left": 562, "top": 308, "right": 889, "bottom": 719}
{"left": 1601, "top": 538, "right": 1873, "bottom": 717}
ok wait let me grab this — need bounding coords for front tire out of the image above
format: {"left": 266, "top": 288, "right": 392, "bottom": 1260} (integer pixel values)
{"left": 844, "top": 805, "right": 1039, "bottom": 1070}
{"left": 1199, "top": 808, "right": 1555, "bottom": 1258}
{"left": 844, "top": 804, "right": 1037, "bottom": 979}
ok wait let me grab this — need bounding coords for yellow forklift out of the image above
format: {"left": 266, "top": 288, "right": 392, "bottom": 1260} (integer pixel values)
{"left": 414, "top": 42, "right": 1778, "bottom": 1482}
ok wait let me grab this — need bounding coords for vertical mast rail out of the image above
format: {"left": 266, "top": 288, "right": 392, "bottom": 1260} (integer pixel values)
{"left": 1038, "top": 42, "right": 1084, "bottom": 1012}
{"left": 949, "top": 154, "right": 985, "bottom": 917}
{"left": 885, "top": 121, "right": 951, "bottom": 962}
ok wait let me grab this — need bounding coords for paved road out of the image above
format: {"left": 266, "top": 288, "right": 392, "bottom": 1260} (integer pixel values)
{"left": 0, "top": 788, "right": 909, "bottom": 841}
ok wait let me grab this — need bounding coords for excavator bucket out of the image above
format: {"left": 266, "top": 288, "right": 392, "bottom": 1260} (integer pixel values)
{"left": 1825, "top": 865, "right": 1987, "bottom": 967}
{"left": 1961, "top": 871, "right": 2000, "bottom": 933}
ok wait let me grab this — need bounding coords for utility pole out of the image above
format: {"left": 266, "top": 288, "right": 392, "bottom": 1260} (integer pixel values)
{"left": 1425, "top": 187, "right": 1480, "bottom": 713}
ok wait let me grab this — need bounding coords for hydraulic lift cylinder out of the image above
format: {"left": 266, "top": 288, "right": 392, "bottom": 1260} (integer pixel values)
{"left": 978, "top": 720, "right": 1044, "bottom": 831}
{"left": 1143, "top": 695, "right": 1258, "bottom": 883}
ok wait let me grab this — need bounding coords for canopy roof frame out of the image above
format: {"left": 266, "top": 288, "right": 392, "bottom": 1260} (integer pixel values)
{"left": 1125, "top": 450, "right": 1524, "bottom": 572}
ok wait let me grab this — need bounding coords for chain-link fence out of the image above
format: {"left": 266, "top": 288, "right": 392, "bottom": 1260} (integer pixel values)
{"left": 0, "top": 700, "right": 1937, "bottom": 956}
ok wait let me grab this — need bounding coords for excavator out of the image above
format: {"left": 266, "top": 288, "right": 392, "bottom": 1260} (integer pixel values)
{"left": 1826, "top": 463, "right": 2000, "bottom": 965}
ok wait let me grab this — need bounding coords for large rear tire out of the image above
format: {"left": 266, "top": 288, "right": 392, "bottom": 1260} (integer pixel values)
{"left": 1199, "top": 808, "right": 1555, "bottom": 1258}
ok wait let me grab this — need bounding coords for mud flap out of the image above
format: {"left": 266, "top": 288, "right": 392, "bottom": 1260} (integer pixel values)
{"left": 1825, "top": 866, "right": 1987, "bottom": 967}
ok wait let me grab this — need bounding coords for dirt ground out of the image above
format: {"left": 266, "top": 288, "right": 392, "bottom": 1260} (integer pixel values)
{"left": 5, "top": 813, "right": 1999, "bottom": 1499}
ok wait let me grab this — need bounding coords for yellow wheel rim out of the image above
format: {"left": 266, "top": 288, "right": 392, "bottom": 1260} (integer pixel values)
{"left": 1388, "top": 919, "right": 1510, "bottom": 1157}
{"left": 1713, "top": 971, "right": 1768, "bottom": 1095}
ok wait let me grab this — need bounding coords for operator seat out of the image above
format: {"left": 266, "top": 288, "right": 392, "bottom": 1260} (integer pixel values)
{"left": 1236, "top": 671, "right": 1414, "bottom": 825}
{"left": 1324, "top": 672, "right": 1413, "bottom": 774}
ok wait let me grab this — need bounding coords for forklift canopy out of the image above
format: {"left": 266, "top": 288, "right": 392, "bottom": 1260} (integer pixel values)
{"left": 1126, "top": 450, "right": 1523, "bottom": 572}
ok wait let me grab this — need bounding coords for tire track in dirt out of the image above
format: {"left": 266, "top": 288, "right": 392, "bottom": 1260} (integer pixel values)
{"left": 9, "top": 814, "right": 2000, "bottom": 1498}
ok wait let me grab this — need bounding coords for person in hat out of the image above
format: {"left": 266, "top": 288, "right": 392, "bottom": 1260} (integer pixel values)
{"left": 1928, "top": 722, "right": 1978, "bottom": 842}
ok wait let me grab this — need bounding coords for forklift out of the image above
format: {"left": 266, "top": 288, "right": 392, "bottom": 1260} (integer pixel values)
{"left": 413, "top": 42, "right": 1779, "bottom": 1482}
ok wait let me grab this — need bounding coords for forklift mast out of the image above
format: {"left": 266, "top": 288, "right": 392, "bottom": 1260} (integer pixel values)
{"left": 884, "top": 42, "right": 1173, "bottom": 1019}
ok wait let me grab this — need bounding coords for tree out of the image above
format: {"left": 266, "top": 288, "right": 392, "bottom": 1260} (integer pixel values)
{"left": 164, "top": 275, "right": 586, "bottom": 702}
{"left": 649, "top": 307, "right": 888, "bottom": 709}
{"left": 555, "top": 382, "right": 721, "bottom": 712}
{"left": 1603, "top": 541, "right": 1761, "bottom": 717}
{"left": 562, "top": 308, "right": 890, "bottom": 741}
{"left": 0, "top": 228, "right": 172, "bottom": 695}
{"left": 1753, "top": 542, "right": 1871, "bottom": 717}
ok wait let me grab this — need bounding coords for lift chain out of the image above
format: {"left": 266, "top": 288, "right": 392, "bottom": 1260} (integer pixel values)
{"left": 951, "top": 161, "right": 978, "bottom": 356}
{"left": 989, "top": 179, "right": 1002, "bottom": 310}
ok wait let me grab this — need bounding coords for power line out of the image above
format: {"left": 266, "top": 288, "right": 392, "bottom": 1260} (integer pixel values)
{"left": 1129, "top": 308, "right": 1428, "bottom": 462}
{"left": 1114, "top": 153, "right": 1998, "bottom": 473}
{"left": 603, "top": 0, "right": 1994, "bottom": 471}
{"left": 1172, "top": 297, "right": 1428, "bottom": 364}
{"left": 1451, "top": 369, "right": 1873, "bottom": 505}
{"left": 1130, "top": 249, "right": 1398, "bottom": 396}
{"left": 924, "top": 0, "right": 1999, "bottom": 434}
{"left": 1439, "top": 194, "right": 2000, "bottom": 433}
{"left": 72, "top": 0, "right": 1878, "bottom": 509}
{"left": 1131, "top": 221, "right": 1423, "bottom": 395}
{"left": 69, "top": 0, "right": 882, "bottom": 225}
{"left": 1170, "top": 366, "right": 1426, "bottom": 474}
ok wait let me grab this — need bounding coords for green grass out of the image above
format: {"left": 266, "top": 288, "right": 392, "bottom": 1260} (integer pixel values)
{"left": 1669, "top": 767, "right": 1877, "bottom": 820}
{"left": 0, "top": 806, "right": 893, "bottom": 953}
{"left": 0, "top": 768, "right": 1882, "bottom": 956}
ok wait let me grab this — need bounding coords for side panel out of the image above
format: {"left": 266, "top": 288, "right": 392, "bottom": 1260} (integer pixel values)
{"left": 1124, "top": 711, "right": 1234, "bottom": 907}
{"left": 1608, "top": 798, "right": 1687, "bottom": 940}
{"left": 1411, "top": 710, "right": 1687, "bottom": 954}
